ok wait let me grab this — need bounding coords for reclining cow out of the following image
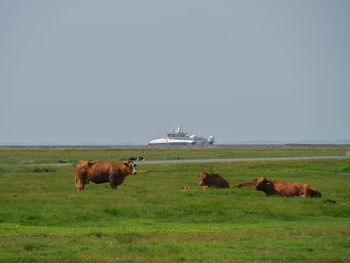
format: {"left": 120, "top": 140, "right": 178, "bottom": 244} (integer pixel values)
{"left": 232, "top": 179, "right": 257, "bottom": 189}
{"left": 75, "top": 161, "right": 136, "bottom": 191}
{"left": 198, "top": 172, "right": 230, "bottom": 189}
{"left": 254, "top": 176, "right": 321, "bottom": 198}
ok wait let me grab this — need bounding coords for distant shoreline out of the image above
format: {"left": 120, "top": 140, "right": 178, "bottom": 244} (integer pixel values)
{"left": 0, "top": 144, "right": 349, "bottom": 148}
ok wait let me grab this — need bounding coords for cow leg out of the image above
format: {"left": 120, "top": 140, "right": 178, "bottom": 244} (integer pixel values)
{"left": 78, "top": 173, "right": 89, "bottom": 191}
{"left": 78, "top": 181, "right": 84, "bottom": 191}
{"left": 109, "top": 174, "right": 118, "bottom": 189}
{"left": 300, "top": 186, "right": 308, "bottom": 198}
{"left": 76, "top": 177, "right": 84, "bottom": 191}
{"left": 75, "top": 173, "right": 85, "bottom": 191}
{"left": 109, "top": 180, "right": 118, "bottom": 189}
{"left": 79, "top": 176, "right": 85, "bottom": 191}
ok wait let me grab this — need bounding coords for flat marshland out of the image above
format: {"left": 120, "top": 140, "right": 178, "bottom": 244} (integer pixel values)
{"left": 0, "top": 146, "right": 350, "bottom": 262}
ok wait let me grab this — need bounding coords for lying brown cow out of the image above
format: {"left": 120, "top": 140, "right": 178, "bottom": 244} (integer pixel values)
{"left": 198, "top": 172, "right": 230, "bottom": 188}
{"left": 74, "top": 161, "right": 136, "bottom": 191}
{"left": 232, "top": 179, "right": 257, "bottom": 188}
{"left": 254, "top": 176, "right": 321, "bottom": 198}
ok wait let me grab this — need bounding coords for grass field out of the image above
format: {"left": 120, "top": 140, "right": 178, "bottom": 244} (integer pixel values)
{"left": 0, "top": 145, "right": 350, "bottom": 165}
{"left": 0, "top": 147, "right": 350, "bottom": 262}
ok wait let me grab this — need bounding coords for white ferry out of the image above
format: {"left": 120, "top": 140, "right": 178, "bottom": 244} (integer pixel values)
{"left": 148, "top": 122, "right": 215, "bottom": 146}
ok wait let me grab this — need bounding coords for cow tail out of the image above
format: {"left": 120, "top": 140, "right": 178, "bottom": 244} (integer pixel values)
{"left": 74, "top": 168, "right": 79, "bottom": 188}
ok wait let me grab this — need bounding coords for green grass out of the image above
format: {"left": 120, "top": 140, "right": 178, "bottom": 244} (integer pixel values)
{"left": 0, "top": 145, "right": 350, "bottom": 165}
{"left": 0, "top": 148, "right": 350, "bottom": 262}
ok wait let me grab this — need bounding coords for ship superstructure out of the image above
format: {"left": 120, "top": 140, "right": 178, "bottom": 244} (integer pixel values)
{"left": 148, "top": 122, "right": 215, "bottom": 146}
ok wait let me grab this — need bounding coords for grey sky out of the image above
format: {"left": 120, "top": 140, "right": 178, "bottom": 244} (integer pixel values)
{"left": 1, "top": 0, "right": 349, "bottom": 145}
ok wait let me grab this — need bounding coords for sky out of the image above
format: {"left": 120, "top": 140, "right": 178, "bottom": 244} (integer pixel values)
{"left": 1, "top": 0, "right": 350, "bottom": 145}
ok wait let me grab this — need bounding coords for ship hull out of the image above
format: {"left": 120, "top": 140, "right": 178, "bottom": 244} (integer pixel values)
{"left": 148, "top": 142, "right": 194, "bottom": 146}
{"left": 148, "top": 138, "right": 212, "bottom": 146}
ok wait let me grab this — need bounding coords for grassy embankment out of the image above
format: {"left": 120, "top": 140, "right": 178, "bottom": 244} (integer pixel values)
{"left": 0, "top": 147, "right": 350, "bottom": 262}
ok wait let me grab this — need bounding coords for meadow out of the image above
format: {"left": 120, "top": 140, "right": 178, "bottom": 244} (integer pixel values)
{"left": 0, "top": 145, "right": 349, "bottom": 165}
{"left": 0, "top": 146, "right": 350, "bottom": 262}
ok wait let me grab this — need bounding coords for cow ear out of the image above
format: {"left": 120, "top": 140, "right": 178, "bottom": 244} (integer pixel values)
{"left": 124, "top": 162, "right": 129, "bottom": 167}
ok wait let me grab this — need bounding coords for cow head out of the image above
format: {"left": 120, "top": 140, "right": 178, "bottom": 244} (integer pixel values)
{"left": 198, "top": 172, "right": 209, "bottom": 186}
{"left": 124, "top": 161, "right": 137, "bottom": 175}
{"left": 254, "top": 176, "right": 272, "bottom": 191}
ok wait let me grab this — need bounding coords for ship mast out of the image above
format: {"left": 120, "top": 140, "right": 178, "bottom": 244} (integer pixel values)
{"left": 176, "top": 120, "right": 183, "bottom": 133}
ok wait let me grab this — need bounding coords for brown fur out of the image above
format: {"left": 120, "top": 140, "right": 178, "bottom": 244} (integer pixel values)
{"left": 254, "top": 176, "right": 321, "bottom": 198}
{"left": 198, "top": 172, "right": 230, "bottom": 188}
{"left": 74, "top": 161, "right": 136, "bottom": 191}
{"left": 232, "top": 179, "right": 257, "bottom": 188}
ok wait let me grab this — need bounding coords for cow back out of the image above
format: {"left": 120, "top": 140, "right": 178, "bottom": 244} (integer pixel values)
{"left": 203, "top": 173, "right": 230, "bottom": 188}
{"left": 258, "top": 179, "right": 321, "bottom": 198}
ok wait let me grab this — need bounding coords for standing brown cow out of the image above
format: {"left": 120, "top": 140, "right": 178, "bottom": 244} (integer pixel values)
{"left": 232, "top": 179, "right": 258, "bottom": 189}
{"left": 254, "top": 176, "right": 321, "bottom": 198}
{"left": 74, "top": 161, "right": 136, "bottom": 191}
{"left": 198, "top": 172, "right": 230, "bottom": 188}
